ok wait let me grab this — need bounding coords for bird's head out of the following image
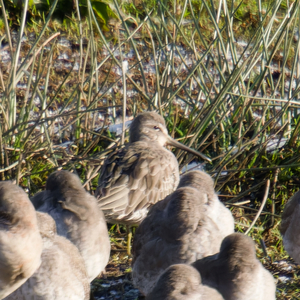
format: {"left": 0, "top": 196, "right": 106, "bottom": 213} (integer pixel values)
{"left": 129, "top": 111, "right": 211, "bottom": 162}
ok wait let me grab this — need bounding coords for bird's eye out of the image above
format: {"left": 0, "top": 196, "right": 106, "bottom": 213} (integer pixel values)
{"left": 153, "top": 126, "right": 161, "bottom": 131}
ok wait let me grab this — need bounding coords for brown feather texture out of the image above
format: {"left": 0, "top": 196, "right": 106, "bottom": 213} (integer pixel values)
{"left": 5, "top": 212, "right": 90, "bottom": 300}
{"left": 146, "top": 264, "right": 224, "bottom": 300}
{"left": 132, "top": 170, "right": 233, "bottom": 296}
{"left": 177, "top": 170, "right": 234, "bottom": 237}
{"left": 31, "top": 170, "right": 111, "bottom": 282}
{"left": 192, "top": 233, "right": 276, "bottom": 300}
{"left": 0, "top": 181, "right": 43, "bottom": 299}
{"left": 95, "top": 111, "right": 211, "bottom": 226}
{"left": 280, "top": 189, "right": 300, "bottom": 263}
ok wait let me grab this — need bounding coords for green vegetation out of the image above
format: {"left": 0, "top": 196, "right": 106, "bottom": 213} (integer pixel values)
{"left": 1, "top": 0, "right": 300, "bottom": 298}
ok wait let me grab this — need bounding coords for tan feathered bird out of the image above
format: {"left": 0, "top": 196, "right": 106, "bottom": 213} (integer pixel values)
{"left": 280, "top": 189, "right": 300, "bottom": 263}
{"left": 192, "top": 233, "right": 276, "bottom": 300}
{"left": 95, "top": 111, "right": 210, "bottom": 253}
{"left": 132, "top": 183, "right": 226, "bottom": 296}
{"left": 177, "top": 170, "right": 234, "bottom": 237}
{"left": 146, "top": 264, "right": 224, "bottom": 300}
{"left": 5, "top": 212, "right": 90, "bottom": 300}
{"left": 0, "top": 181, "right": 43, "bottom": 299}
{"left": 31, "top": 170, "right": 111, "bottom": 281}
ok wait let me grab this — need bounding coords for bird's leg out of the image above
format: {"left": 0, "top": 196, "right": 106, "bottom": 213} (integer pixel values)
{"left": 126, "top": 225, "right": 132, "bottom": 255}
{"left": 90, "top": 290, "right": 96, "bottom": 300}
{"left": 116, "top": 224, "right": 121, "bottom": 235}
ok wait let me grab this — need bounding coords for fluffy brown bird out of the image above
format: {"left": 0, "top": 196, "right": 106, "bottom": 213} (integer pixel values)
{"left": 177, "top": 170, "right": 234, "bottom": 237}
{"left": 5, "top": 212, "right": 90, "bottom": 300}
{"left": 31, "top": 170, "right": 111, "bottom": 282}
{"left": 280, "top": 189, "right": 300, "bottom": 263}
{"left": 95, "top": 112, "right": 211, "bottom": 253}
{"left": 95, "top": 111, "right": 211, "bottom": 226}
{"left": 146, "top": 264, "right": 224, "bottom": 300}
{"left": 0, "top": 181, "right": 43, "bottom": 299}
{"left": 132, "top": 184, "right": 226, "bottom": 296}
{"left": 192, "top": 233, "right": 276, "bottom": 300}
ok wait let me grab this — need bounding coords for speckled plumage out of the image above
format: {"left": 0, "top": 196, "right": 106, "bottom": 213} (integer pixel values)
{"left": 280, "top": 189, "right": 300, "bottom": 263}
{"left": 5, "top": 212, "right": 90, "bottom": 300}
{"left": 31, "top": 170, "right": 111, "bottom": 282}
{"left": 146, "top": 264, "right": 224, "bottom": 300}
{"left": 132, "top": 183, "right": 226, "bottom": 296}
{"left": 95, "top": 112, "right": 179, "bottom": 225}
{"left": 95, "top": 111, "right": 210, "bottom": 226}
{"left": 0, "top": 182, "right": 43, "bottom": 299}
{"left": 192, "top": 233, "right": 276, "bottom": 300}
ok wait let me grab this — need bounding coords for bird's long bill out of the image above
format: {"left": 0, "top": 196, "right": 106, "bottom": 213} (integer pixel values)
{"left": 166, "top": 136, "right": 212, "bottom": 163}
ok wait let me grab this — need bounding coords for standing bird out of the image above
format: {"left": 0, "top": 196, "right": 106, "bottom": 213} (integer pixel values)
{"left": 280, "top": 190, "right": 300, "bottom": 263}
{"left": 0, "top": 181, "right": 43, "bottom": 299}
{"left": 31, "top": 170, "right": 111, "bottom": 282}
{"left": 146, "top": 264, "right": 224, "bottom": 300}
{"left": 192, "top": 233, "right": 276, "bottom": 300}
{"left": 95, "top": 111, "right": 211, "bottom": 253}
{"left": 5, "top": 212, "right": 90, "bottom": 300}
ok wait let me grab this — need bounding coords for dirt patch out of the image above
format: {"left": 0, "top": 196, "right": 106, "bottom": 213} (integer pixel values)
{"left": 92, "top": 238, "right": 144, "bottom": 300}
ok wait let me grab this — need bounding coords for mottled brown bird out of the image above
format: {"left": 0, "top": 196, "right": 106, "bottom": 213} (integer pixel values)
{"left": 192, "top": 233, "right": 276, "bottom": 300}
{"left": 0, "top": 181, "right": 43, "bottom": 299}
{"left": 280, "top": 189, "right": 300, "bottom": 263}
{"left": 5, "top": 212, "right": 90, "bottom": 300}
{"left": 31, "top": 170, "right": 111, "bottom": 282}
{"left": 146, "top": 264, "right": 224, "bottom": 300}
{"left": 132, "top": 184, "right": 226, "bottom": 296}
{"left": 95, "top": 111, "right": 211, "bottom": 253}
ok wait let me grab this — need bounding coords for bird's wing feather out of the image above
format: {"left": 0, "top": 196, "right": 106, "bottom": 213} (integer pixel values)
{"left": 96, "top": 141, "right": 179, "bottom": 224}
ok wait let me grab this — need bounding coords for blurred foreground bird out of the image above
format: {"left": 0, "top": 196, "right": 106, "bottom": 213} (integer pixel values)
{"left": 132, "top": 171, "right": 233, "bottom": 296}
{"left": 146, "top": 264, "right": 224, "bottom": 300}
{"left": 32, "top": 170, "right": 111, "bottom": 281}
{"left": 5, "top": 212, "right": 90, "bottom": 300}
{"left": 95, "top": 111, "right": 211, "bottom": 253}
{"left": 0, "top": 181, "right": 43, "bottom": 299}
{"left": 280, "top": 189, "right": 300, "bottom": 263}
{"left": 192, "top": 233, "right": 276, "bottom": 300}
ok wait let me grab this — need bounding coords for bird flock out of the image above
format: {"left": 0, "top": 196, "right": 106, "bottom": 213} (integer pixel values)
{"left": 0, "top": 111, "right": 297, "bottom": 299}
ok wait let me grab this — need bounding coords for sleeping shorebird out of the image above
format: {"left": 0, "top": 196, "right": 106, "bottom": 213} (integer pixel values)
{"left": 177, "top": 170, "right": 234, "bottom": 237}
{"left": 0, "top": 181, "right": 43, "bottom": 299}
{"left": 95, "top": 111, "right": 211, "bottom": 253}
{"left": 6, "top": 212, "right": 90, "bottom": 300}
{"left": 132, "top": 170, "right": 234, "bottom": 296}
{"left": 146, "top": 264, "right": 224, "bottom": 300}
{"left": 280, "top": 189, "right": 300, "bottom": 263}
{"left": 192, "top": 233, "right": 276, "bottom": 300}
{"left": 31, "top": 170, "right": 111, "bottom": 282}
